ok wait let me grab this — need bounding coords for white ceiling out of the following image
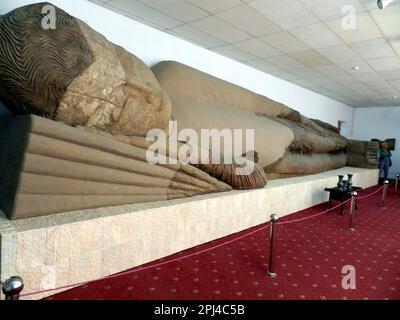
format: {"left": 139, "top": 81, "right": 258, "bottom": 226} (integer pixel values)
{"left": 90, "top": 0, "right": 400, "bottom": 107}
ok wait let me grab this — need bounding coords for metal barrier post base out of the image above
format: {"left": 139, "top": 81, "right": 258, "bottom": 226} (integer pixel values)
{"left": 381, "top": 180, "right": 389, "bottom": 208}
{"left": 2, "top": 276, "right": 24, "bottom": 300}
{"left": 349, "top": 192, "right": 358, "bottom": 231}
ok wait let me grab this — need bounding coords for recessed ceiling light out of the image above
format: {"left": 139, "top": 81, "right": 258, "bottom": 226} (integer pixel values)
{"left": 393, "top": 95, "right": 398, "bottom": 99}
{"left": 352, "top": 66, "right": 360, "bottom": 71}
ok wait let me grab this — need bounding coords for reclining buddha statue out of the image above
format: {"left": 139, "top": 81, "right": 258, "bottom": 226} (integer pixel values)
{"left": 152, "top": 61, "right": 352, "bottom": 180}
{"left": 0, "top": 3, "right": 377, "bottom": 220}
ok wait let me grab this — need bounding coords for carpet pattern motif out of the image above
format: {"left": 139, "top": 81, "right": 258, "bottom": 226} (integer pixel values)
{"left": 45, "top": 186, "right": 400, "bottom": 300}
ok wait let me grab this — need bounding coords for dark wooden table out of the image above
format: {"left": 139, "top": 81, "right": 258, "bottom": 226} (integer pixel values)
{"left": 324, "top": 186, "right": 362, "bottom": 215}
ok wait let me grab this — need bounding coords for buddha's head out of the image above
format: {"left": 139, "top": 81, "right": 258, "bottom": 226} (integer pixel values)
{"left": 0, "top": 2, "right": 171, "bottom": 136}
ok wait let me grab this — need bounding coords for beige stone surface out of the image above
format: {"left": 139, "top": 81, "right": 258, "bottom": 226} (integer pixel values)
{"left": 265, "top": 151, "right": 348, "bottom": 174}
{"left": 0, "top": 167, "right": 378, "bottom": 300}
{"left": 0, "top": 115, "right": 231, "bottom": 220}
{"left": 171, "top": 98, "right": 294, "bottom": 168}
{"left": 152, "top": 61, "right": 350, "bottom": 175}
{"left": 56, "top": 20, "right": 172, "bottom": 137}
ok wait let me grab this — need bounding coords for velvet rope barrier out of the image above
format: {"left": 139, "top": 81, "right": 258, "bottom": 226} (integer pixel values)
{"left": 18, "top": 223, "right": 272, "bottom": 298}
{"left": 6, "top": 183, "right": 396, "bottom": 299}
{"left": 277, "top": 199, "right": 351, "bottom": 226}
{"left": 357, "top": 185, "right": 385, "bottom": 200}
{"left": 278, "top": 183, "right": 393, "bottom": 226}
{"left": 266, "top": 183, "right": 396, "bottom": 276}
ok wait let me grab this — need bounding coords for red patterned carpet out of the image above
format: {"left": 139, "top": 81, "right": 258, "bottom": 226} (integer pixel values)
{"left": 44, "top": 185, "right": 400, "bottom": 300}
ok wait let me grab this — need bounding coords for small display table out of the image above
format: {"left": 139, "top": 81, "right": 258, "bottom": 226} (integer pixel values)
{"left": 324, "top": 186, "right": 362, "bottom": 215}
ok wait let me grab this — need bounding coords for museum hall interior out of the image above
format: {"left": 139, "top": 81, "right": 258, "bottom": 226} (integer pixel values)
{"left": 0, "top": 0, "right": 399, "bottom": 304}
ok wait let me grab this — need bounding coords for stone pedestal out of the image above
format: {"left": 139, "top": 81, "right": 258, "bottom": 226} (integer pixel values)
{"left": 0, "top": 167, "right": 379, "bottom": 300}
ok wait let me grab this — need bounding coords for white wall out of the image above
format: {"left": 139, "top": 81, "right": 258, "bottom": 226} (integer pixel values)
{"left": 0, "top": 0, "right": 354, "bottom": 134}
{"left": 352, "top": 106, "right": 400, "bottom": 179}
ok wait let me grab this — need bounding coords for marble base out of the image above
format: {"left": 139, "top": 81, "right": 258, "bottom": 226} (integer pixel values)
{"left": 0, "top": 167, "right": 379, "bottom": 299}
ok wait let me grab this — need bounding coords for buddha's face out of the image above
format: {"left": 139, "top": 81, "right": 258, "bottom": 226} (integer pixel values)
{"left": 104, "top": 80, "right": 172, "bottom": 136}
{"left": 55, "top": 24, "right": 172, "bottom": 137}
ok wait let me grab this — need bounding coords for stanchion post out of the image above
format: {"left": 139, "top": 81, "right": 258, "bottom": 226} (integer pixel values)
{"left": 395, "top": 174, "right": 399, "bottom": 196}
{"left": 267, "top": 214, "right": 279, "bottom": 278}
{"left": 2, "top": 276, "right": 24, "bottom": 300}
{"left": 382, "top": 180, "right": 389, "bottom": 208}
{"left": 349, "top": 191, "right": 358, "bottom": 231}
